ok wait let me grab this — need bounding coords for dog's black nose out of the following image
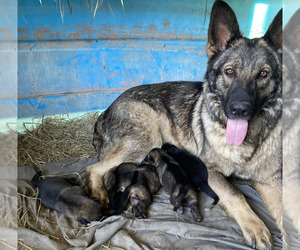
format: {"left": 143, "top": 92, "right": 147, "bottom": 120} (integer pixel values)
{"left": 229, "top": 101, "right": 252, "bottom": 117}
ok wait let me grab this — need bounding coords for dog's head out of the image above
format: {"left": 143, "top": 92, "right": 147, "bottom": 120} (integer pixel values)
{"left": 205, "top": 0, "right": 282, "bottom": 146}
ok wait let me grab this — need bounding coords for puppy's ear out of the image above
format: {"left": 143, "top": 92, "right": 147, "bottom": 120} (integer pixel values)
{"left": 207, "top": 0, "right": 241, "bottom": 58}
{"left": 264, "top": 9, "right": 282, "bottom": 51}
{"left": 145, "top": 155, "right": 155, "bottom": 166}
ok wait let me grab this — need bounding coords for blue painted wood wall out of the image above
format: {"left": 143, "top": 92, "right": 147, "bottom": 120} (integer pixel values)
{"left": 0, "top": 0, "right": 17, "bottom": 122}
{"left": 17, "top": 0, "right": 282, "bottom": 118}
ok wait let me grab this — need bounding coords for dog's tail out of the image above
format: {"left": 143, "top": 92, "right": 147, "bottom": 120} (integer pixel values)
{"left": 198, "top": 183, "right": 219, "bottom": 205}
{"left": 31, "top": 171, "right": 42, "bottom": 187}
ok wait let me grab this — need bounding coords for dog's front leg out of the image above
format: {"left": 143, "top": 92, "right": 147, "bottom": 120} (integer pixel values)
{"left": 86, "top": 153, "right": 126, "bottom": 207}
{"left": 208, "top": 170, "right": 271, "bottom": 249}
{"left": 253, "top": 179, "right": 283, "bottom": 234}
{"left": 86, "top": 162, "right": 111, "bottom": 207}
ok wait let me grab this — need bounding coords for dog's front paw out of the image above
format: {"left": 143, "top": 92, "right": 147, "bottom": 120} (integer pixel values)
{"left": 240, "top": 217, "right": 271, "bottom": 250}
{"left": 132, "top": 203, "right": 147, "bottom": 219}
{"left": 86, "top": 167, "right": 110, "bottom": 208}
{"left": 93, "top": 188, "right": 109, "bottom": 208}
{"left": 89, "top": 185, "right": 109, "bottom": 208}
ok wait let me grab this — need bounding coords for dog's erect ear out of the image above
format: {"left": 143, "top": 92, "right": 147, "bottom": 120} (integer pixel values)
{"left": 263, "top": 9, "right": 282, "bottom": 51}
{"left": 283, "top": 8, "right": 300, "bottom": 51}
{"left": 207, "top": 0, "right": 241, "bottom": 58}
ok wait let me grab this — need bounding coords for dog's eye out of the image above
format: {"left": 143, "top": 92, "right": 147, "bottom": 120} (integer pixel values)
{"left": 225, "top": 68, "right": 234, "bottom": 76}
{"left": 259, "top": 70, "right": 269, "bottom": 78}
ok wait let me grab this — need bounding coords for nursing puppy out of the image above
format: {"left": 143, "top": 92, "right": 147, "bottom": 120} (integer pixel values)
{"left": 162, "top": 143, "right": 219, "bottom": 205}
{"left": 146, "top": 148, "right": 202, "bottom": 222}
{"left": 32, "top": 171, "right": 102, "bottom": 225}
{"left": 108, "top": 162, "right": 161, "bottom": 218}
{"left": 117, "top": 162, "right": 161, "bottom": 218}
{"left": 105, "top": 162, "right": 138, "bottom": 210}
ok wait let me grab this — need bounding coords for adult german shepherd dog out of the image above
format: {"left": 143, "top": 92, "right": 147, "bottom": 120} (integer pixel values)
{"left": 87, "top": 1, "right": 282, "bottom": 248}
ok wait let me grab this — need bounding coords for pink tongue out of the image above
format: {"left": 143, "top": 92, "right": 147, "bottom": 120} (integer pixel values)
{"left": 226, "top": 119, "right": 248, "bottom": 146}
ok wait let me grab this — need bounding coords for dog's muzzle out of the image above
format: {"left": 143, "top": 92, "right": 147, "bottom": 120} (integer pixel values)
{"left": 225, "top": 87, "right": 254, "bottom": 146}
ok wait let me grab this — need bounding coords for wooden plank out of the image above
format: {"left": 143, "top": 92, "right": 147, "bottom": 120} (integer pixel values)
{"left": 18, "top": 39, "right": 208, "bottom": 117}
{"left": 17, "top": 0, "right": 282, "bottom": 118}
{"left": 18, "top": 91, "right": 122, "bottom": 117}
{"left": 18, "top": 39, "right": 207, "bottom": 94}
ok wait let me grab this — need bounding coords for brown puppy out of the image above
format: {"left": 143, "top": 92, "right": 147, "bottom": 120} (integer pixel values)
{"left": 32, "top": 171, "right": 102, "bottom": 225}
{"left": 105, "top": 162, "right": 160, "bottom": 218}
{"left": 117, "top": 162, "right": 161, "bottom": 218}
{"left": 146, "top": 148, "right": 202, "bottom": 222}
{"left": 105, "top": 162, "right": 138, "bottom": 211}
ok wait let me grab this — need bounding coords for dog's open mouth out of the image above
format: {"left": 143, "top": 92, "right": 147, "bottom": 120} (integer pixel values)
{"left": 226, "top": 119, "right": 248, "bottom": 146}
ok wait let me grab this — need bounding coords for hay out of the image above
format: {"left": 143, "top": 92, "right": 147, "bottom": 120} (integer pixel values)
{"left": 18, "top": 112, "right": 100, "bottom": 167}
{"left": 0, "top": 131, "right": 17, "bottom": 167}
{"left": 38, "top": 0, "right": 123, "bottom": 23}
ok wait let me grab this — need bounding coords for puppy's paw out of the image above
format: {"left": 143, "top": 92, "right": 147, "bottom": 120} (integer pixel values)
{"left": 174, "top": 205, "right": 183, "bottom": 215}
{"left": 132, "top": 204, "right": 147, "bottom": 219}
{"left": 190, "top": 205, "right": 202, "bottom": 222}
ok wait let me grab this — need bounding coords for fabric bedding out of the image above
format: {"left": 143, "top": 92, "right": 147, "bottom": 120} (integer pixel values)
{"left": 12, "top": 157, "right": 296, "bottom": 249}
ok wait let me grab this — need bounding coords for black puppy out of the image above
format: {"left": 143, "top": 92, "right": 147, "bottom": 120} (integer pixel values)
{"left": 32, "top": 171, "right": 102, "bottom": 225}
{"left": 162, "top": 143, "right": 219, "bottom": 205}
{"left": 112, "top": 162, "right": 161, "bottom": 219}
{"left": 146, "top": 148, "right": 202, "bottom": 222}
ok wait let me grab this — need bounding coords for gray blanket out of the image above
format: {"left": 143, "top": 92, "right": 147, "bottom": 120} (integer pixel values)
{"left": 14, "top": 158, "right": 295, "bottom": 249}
